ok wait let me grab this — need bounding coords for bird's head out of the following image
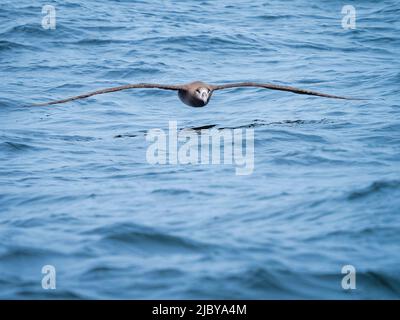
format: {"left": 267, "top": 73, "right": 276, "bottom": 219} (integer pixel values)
{"left": 177, "top": 82, "right": 212, "bottom": 108}
{"left": 193, "top": 86, "right": 212, "bottom": 105}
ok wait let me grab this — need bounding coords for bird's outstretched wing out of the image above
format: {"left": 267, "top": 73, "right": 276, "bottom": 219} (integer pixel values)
{"left": 33, "top": 83, "right": 183, "bottom": 106}
{"left": 211, "top": 82, "right": 358, "bottom": 100}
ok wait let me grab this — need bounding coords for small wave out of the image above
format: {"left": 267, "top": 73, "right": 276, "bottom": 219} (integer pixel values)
{"left": 195, "top": 266, "right": 299, "bottom": 299}
{"left": 1, "top": 23, "right": 79, "bottom": 39}
{"left": 151, "top": 188, "right": 191, "bottom": 195}
{"left": 103, "top": 67, "right": 161, "bottom": 78}
{"left": 0, "top": 246, "right": 63, "bottom": 261}
{"left": 0, "top": 141, "right": 37, "bottom": 153}
{"left": 285, "top": 41, "right": 337, "bottom": 51}
{"left": 73, "top": 38, "right": 130, "bottom": 45}
{"left": 47, "top": 134, "right": 98, "bottom": 142}
{"left": 12, "top": 289, "right": 86, "bottom": 300}
{"left": 189, "top": 124, "right": 217, "bottom": 131}
{"left": 86, "top": 222, "right": 210, "bottom": 254}
{"left": 348, "top": 180, "right": 400, "bottom": 200}
{"left": 2, "top": 24, "right": 52, "bottom": 37}
{"left": 114, "top": 133, "right": 139, "bottom": 138}
{"left": 0, "top": 98, "right": 24, "bottom": 108}
{"left": 306, "top": 226, "right": 400, "bottom": 242}
{"left": 0, "top": 40, "right": 37, "bottom": 52}
{"left": 256, "top": 14, "right": 295, "bottom": 21}
{"left": 151, "top": 34, "right": 260, "bottom": 50}
{"left": 360, "top": 271, "right": 400, "bottom": 296}
{"left": 53, "top": 83, "right": 87, "bottom": 90}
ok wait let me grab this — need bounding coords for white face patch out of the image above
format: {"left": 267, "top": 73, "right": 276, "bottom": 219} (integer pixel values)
{"left": 196, "top": 88, "right": 210, "bottom": 102}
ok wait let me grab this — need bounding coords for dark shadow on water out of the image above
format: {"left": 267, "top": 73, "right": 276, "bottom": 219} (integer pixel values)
{"left": 114, "top": 119, "right": 331, "bottom": 138}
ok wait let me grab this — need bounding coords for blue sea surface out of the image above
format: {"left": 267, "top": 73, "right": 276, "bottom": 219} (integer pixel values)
{"left": 1, "top": 0, "right": 400, "bottom": 299}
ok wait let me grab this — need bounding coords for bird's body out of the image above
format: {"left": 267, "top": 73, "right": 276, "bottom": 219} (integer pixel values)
{"left": 33, "top": 80, "right": 358, "bottom": 107}
{"left": 178, "top": 81, "right": 213, "bottom": 107}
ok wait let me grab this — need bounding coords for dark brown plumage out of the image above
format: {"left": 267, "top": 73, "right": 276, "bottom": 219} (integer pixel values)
{"left": 33, "top": 81, "right": 358, "bottom": 108}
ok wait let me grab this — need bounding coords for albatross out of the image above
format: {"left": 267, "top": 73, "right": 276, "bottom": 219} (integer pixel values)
{"left": 33, "top": 81, "right": 357, "bottom": 108}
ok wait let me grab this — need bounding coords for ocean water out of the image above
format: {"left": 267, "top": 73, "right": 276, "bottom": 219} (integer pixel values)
{"left": 1, "top": 0, "right": 400, "bottom": 299}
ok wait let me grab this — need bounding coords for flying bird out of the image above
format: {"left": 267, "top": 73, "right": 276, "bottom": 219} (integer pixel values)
{"left": 33, "top": 81, "right": 357, "bottom": 108}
